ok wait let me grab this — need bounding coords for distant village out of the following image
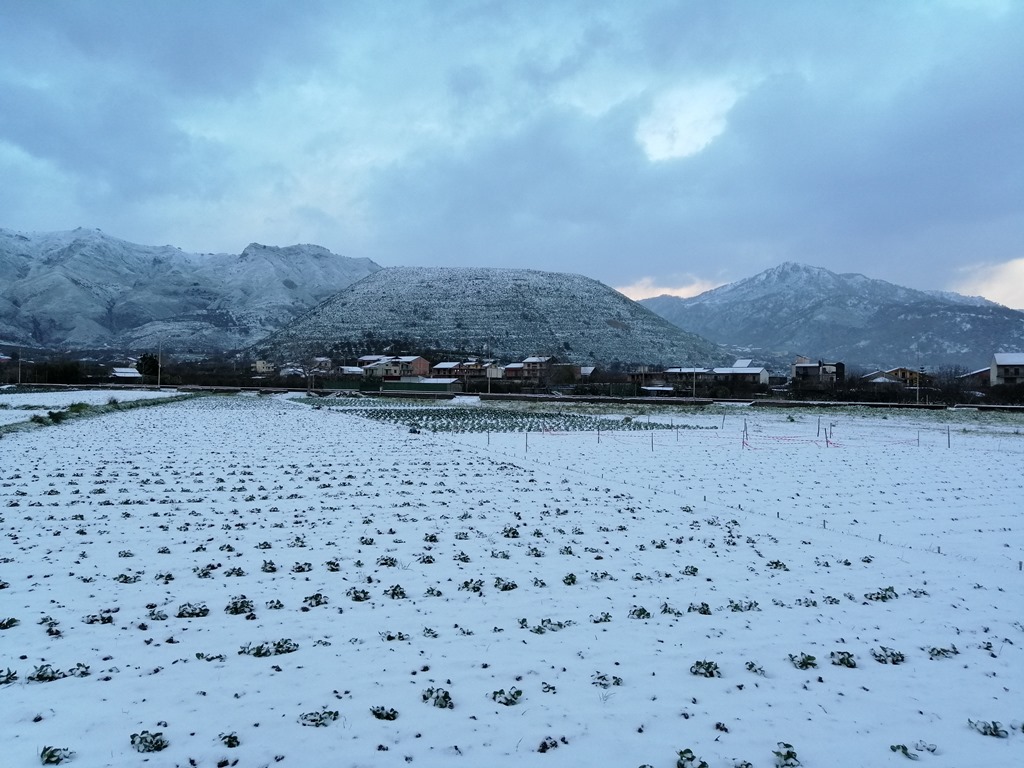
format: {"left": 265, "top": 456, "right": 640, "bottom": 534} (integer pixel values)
{"left": 2, "top": 349, "right": 1022, "bottom": 405}
{"left": 249, "top": 351, "right": 1023, "bottom": 403}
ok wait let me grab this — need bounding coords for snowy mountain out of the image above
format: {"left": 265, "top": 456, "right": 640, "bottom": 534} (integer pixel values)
{"left": 257, "top": 266, "right": 728, "bottom": 366}
{"left": 0, "top": 228, "right": 381, "bottom": 353}
{"left": 640, "top": 262, "right": 1024, "bottom": 370}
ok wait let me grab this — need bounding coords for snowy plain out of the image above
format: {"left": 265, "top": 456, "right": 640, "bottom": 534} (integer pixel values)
{"left": 0, "top": 391, "right": 1022, "bottom": 768}
{"left": 0, "top": 387, "right": 176, "bottom": 427}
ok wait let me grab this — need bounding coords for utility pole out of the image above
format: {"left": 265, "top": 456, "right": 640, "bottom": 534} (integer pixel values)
{"left": 157, "top": 340, "right": 162, "bottom": 389}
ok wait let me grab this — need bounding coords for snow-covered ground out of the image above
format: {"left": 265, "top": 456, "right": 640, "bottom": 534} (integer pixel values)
{"left": 1, "top": 393, "right": 1022, "bottom": 768}
{"left": 0, "top": 388, "right": 179, "bottom": 426}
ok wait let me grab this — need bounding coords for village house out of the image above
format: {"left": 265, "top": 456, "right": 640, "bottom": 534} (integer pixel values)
{"left": 658, "top": 360, "right": 768, "bottom": 392}
{"left": 502, "top": 362, "right": 524, "bottom": 380}
{"left": 361, "top": 355, "right": 430, "bottom": 379}
{"left": 522, "top": 356, "right": 555, "bottom": 381}
{"left": 859, "top": 370, "right": 904, "bottom": 392}
{"left": 885, "top": 367, "right": 930, "bottom": 387}
{"left": 990, "top": 352, "right": 1024, "bottom": 386}
{"left": 791, "top": 357, "right": 845, "bottom": 391}
{"left": 957, "top": 367, "right": 991, "bottom": 390}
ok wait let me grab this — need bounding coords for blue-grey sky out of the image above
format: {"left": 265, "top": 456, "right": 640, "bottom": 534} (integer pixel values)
{"left": 2, "top": 0, "right": 1022, "bottom": 307}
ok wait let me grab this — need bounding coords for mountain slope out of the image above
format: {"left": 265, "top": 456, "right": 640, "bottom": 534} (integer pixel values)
{"left": 0, "top": 228, "right": 381, "bottom": 352}
{"left": 640, "top": 262, "right": 1024, "bottom": 369}
{"left": 257, "top": 266, "right": 729, "bottom": 366}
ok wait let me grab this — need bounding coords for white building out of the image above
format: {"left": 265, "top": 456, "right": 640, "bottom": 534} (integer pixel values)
{"left": 991, "top": 353, "right": 1024, "bottom": 386}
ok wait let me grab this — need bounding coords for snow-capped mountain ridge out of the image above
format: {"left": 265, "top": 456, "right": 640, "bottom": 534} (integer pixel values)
{"left": 0, "top": 227, "right": 382, "bottom": 352}
{"left": 640, "top": 262, "right": 1024, "bottom": 369}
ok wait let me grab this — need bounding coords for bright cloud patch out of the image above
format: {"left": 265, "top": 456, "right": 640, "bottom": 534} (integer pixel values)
{"left": 614, "top": 275, "right": 722, "bottom": 300}
{"left": 954, "top": 258, "right": 1024, "bottom": 309}
{"left": 635, "top": 81, "right": 741, "bottom": 162}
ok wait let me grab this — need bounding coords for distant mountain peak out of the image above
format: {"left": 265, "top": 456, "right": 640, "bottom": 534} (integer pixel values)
{"left": 639, "top": 262, "right": 1024, "bottom": 369}
{"left": 259, "top": 265, "right": 728, "bottom": 366}
{"left": 0, "top": 227, "right": 382, "bottom": 351}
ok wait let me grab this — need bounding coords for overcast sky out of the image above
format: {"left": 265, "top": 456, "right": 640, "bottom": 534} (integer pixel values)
{"left": 2, "top": 0, "right": 1022, "bottom": 307}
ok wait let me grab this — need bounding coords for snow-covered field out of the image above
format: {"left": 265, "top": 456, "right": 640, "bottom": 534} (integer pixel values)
{"left": 1, "top": 393, "right": 1022, "bottom": 768}
{"left": 0, "top": 388, "right": 179, "bottom": 427}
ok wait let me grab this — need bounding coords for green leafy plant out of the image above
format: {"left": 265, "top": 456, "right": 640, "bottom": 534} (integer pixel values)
{"left": 773, "top": 742, "right": 800, "bottom": 767}
{"left": 927, "top": 644, "right": 959, "bottom": 660}
{"left": 890, "top": 744, "right": 919, "bottom": 760}
{"left": 830, "top": 651, "right": 856, "bottom": 668}
{"left": 0, "top": 617, "right": 20, "bottom": 629}
{"left": 591, "top": 672, "right": 623, "bottom": 689}
{"left": 28, "top": 664, "right": 66, "bottom": 683}
{"left": 728, "top": 599, "right": 760, "bottom": 612}
{"left": 176, "top": 602, "right": 209, "bottom": 618}
{"left": 871, "top": 646, "right": 905, "bottom": 664}
{"left": 789, "top": 652, "right": 817, "bottom": 670}
{"left": 422, "top": 687, "right": 454, "bottom": 709}
{"left": 690, "top": 659, "right": 721, "bottom": 678}
{"left": 967, "top": 719, "right": 1008, "bottom": 737}
{"left": 130, "top": 730, "right": 169, "bottom": 753}
{"left": 490, "top": 686, "right": 523, "bottom": 706}
{"left": 224, "top": 595, "right": 255, "bottom": 615}
{"left": 220, "top": 732, "right": 241, "bottom": 748}
{"left": 677, "top": 748, "right": 709, "bottom": 768}
{"left": 865, "top": 586, "right": 898, "bottom": 602}
{"left": 299, "top": 708, "right": 340, "bottom": 727}
{"left": 39, "top": 746, "right": 75, "bottom": 765}
{"left": 302, "top": 592, "right": 328, "bottom": 608}
{"left": 239, "top": 638, "right": 299, "bottom": 657}
{"left": 370, "top": 705, "right": 399, "bottom": 720}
